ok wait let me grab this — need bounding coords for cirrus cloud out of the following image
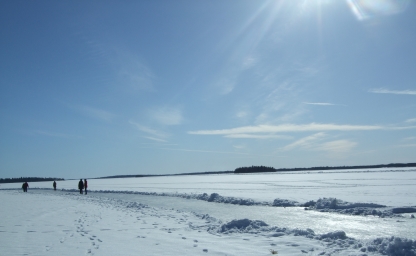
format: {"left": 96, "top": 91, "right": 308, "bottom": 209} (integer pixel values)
{"left": 149, "top": 107, "right": 183, "bottom": 126}
{"left": 189, "top": 123, "right": 385, "bottom": 136}
{"left": 369, "top": 88, "right": 416, "bottom": 95}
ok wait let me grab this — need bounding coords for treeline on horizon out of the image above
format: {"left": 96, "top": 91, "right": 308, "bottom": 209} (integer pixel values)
{"left": 0, "top": 177, "right": 65, "bottom": 184}
{"left": 97, "top": 171, "right": 234, "bottom": 179}
{"left": 234, "top": 163, "right": 416, "bottom": 174}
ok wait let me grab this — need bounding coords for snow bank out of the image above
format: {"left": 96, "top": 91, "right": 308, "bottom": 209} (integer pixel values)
{"left": 14, "top": 188, "right": 416, "bottom": 219}
{"left": 313, "top": 198, "right": 385, "bottom": 210}
{"left": 216, "top": 218, "right": 416, "bottom": 255}
{"left": 272, "top": 198, "right": 300, "bottom": 207}
{"left": 218, "top": 219, "right": 269, "bottom": 234}
{"left": 366, "top": 237, "right": 416, "bottom": 256}
{"left": 95, "top": 190, "right": 414, "bottom": 219}
{"left": 303, "top": 197, "right": 410, "bottom": 217}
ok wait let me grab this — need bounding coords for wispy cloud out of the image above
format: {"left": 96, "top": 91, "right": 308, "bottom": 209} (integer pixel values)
{"left": 303, "top": 102, "right": 345, "bottom": 106}
{"left": 282, "top": 132, "right": 327, "bottom": 151}
{"left": 369, "top": 88, "right": 416, "bottom": 95}
{"left": 236, "top": 111, "right": 248, "bottom": 119}
{"left": 233, "top": 144, "right": 246, "bottom": 149}
{"left": 118, "top": 59, "right": 154, "bottom": 92}
{"left": 402, "top": 136, "right": 416, "bottom": 142}
{"left": 281, "top": 133, "right": 357, "bottom": 154}
{"left": 71, "top": 105, "right": 115, "bottom": 122}
{"left": 149, "top": 107, "right": 183, "bottom": 126}
{"left": 214, "top": 77, "right": 236, "bottom": 95}
{"left": 140, "top": 143, "right": 178, "bottom": 146}
{"left": 110, "top": 46, "right": 155, "bottom": 92}
{"left": 143, "top": 136, "right": 168, "bottom": 143}
{"left": 154, "top": 148, "right": 249, "bottom": 155}
{"left": 189, "top": 123, "right": 386, "bottom": 136}
{"left": 129, "top": 121, "right": 168, "bottom": 140}
{"left": 316, "top": 140, "right": 357, "bottom": 153}
{"left": 405, "top": 118, "right": 416, "bottom": 123}
{"left": 224, "top": 134, "right": 292, "bottom": 140}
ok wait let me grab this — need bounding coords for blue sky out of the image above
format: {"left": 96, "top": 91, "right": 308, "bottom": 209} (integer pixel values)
{"left": 1, "top": 0, "right": 415, "bottom": 179}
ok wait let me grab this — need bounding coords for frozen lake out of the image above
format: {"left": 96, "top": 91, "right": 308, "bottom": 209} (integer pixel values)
{"left": 4, "top": 167, "right": 415, "bottom": 206}
{"left": 85, "top": 191, "right": 416, "bottom": 240}
{"left": 3, "top": 167, "right": 416, "bottom": 241}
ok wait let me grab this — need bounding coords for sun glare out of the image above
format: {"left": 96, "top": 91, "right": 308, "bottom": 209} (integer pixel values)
{"left": 347, "top": 0, "right": 410, "bottom": 20}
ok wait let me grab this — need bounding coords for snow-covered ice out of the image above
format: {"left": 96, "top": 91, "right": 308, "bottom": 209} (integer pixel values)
{"left": 1, "top": 168, "right": 415, "bottom": 255}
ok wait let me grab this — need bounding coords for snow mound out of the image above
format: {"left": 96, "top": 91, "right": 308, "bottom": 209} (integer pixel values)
{"left": 366, "top": 237, "right": 416, "bottom": 256}
{"left": 219, "top": 219, "right": 268, "bottom": 234}
{"left": 319, "top": 230, "right": 347, "bottom": 240}
{"left": 272, "top": 198, "right": 299, "bottom": 207}
{"left": 197, "top": 193, "right": 257, "bottom": 205}
{"left": 305, "top": 197, "right": 393, "bottom": 216}
{"left": 314, "top": 198, "right": 385, "bottom": 210}
{"left": 291, "top": 228, "right": 315, "bottom": 238}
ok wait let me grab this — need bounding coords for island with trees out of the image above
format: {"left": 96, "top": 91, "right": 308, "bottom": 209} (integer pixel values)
{"left": 234, "top": 163, "right": 416, "bottom": 174}
{"left": 0, "top": 177, "right": 64, "bottom": 184}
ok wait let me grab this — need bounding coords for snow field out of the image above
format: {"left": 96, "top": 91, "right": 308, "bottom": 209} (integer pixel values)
{"left": 2, "top": 189, "right": 416, "bottom": 255}
{"left": 0, "top": 190, "right": 334, "bottom": 255}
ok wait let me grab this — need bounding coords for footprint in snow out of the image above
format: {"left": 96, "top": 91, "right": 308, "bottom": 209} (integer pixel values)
{"left": 91, "top": 242, "right": 99, "bottom": 249}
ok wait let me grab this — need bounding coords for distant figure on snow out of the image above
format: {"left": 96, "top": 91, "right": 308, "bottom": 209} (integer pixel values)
{"left": 84, "top": 179, "right": 88, "bottom": 195}
{"left": 53, "top": 181, "right": 57, "bottom": 191}
{"left": 22, "top": 182, "right": 29, "bottom": 192}
{"left": 78, "top": 179, "right": 84, "bottom": 194}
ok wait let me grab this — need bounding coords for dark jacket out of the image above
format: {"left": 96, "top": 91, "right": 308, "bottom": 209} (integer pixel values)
{"left": 78, "top": 180, "right": 84, "bottom": 190}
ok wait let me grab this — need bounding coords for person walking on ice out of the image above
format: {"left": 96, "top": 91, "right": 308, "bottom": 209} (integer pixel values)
{"left": 84, "top": 179, "right": 88, "bottom": 195}
{"left": 53, "top": 181, "right": 57, "bottom": 191}
{"left": 78, "top": 179, "right": 84, "bottom": 194}
{"left": 22, "top": 182, "right": 29, "bottom": 192}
